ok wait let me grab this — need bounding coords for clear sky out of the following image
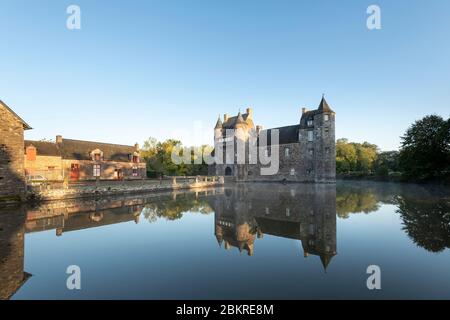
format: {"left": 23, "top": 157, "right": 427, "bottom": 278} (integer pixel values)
{"left": 1, "top": 0, "right": 449, "bottom": 151}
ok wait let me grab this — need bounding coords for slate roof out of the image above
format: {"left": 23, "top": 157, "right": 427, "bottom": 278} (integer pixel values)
{"left": 25, "top": 140, "right": 60, "bottom": 156}
{"left": 60, "top": 139, "right": 136, "bottom": 162}
{"left": 0, "top": 100, "right": 32, "bottom": 130}
{"left": 222, "top": 112, "right": 254, "bottom": 129}
{"left": 24, "top": 138, "right": 137, "bottom": 162}
{"left": 300, "top": 97, "right": 334, "bottom": 128}
{"left": 318, "top": 96, "right": 334, "bottom": 113}
{"left": 258, "top": 124, "right": 300, "bottom": 146}
{"left": 254, "top": 216, "right": 302, "bottom": 240}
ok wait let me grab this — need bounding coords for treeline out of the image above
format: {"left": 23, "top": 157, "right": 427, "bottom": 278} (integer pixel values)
{"left": 337, "top": 115, "right": 450, "bottom": 183}
{"left": 140, "top": 137, "right": 213, "bottom": 177}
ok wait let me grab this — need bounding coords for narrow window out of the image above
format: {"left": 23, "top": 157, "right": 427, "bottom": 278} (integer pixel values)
{"left": 309, "top": 224, "right": 315, "bottom": 235}
{"left": 324, "top": 114, "right": 329, "bottom": 121}
{"left": 93, "top": 164, "right": 101, "bottom": 177}
{"left": 290, "top": 168, "right": 295, "bottom": 176}
{"left": 308, "top": 131, "right": 314, "bottom": 142}
{"left": 324, "top": 128, "right": 329, "bottom": 137}
{"left": 132, "top": 167, "right": 138, "bottom": 177}
{"left": 308, "top": 149, "right": 314, "bottom": 156}
{"left": 286, "top": 208, "right": 290, "bottom": 217}
{"left": 325, "top": 147, "right": 330, "bottom": 155}
{"left": 285, "top": 148, "right": 290, "bottom": 158}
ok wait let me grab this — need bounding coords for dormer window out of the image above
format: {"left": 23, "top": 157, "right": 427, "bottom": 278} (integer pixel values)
{"left": 132, "top": 154, "right": 140, "bottom": 163}
{"left": 90, "top": 149, "right": 103, "bottom": 162}
{"left": 307, "top": 119, "right": 313, "bottom": 126}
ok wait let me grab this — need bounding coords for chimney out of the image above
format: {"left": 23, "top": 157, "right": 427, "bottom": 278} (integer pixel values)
{"left": 56, "top": 135, "right": 63, "bottom": 144}
{"left": 256, "top": 125, "right": 263, "bottom": 134}
{"left": 302, "top": 108, "right": 307, "bottom": 114}
{"left": 246, "top": 107, "right": 253, "bottom": 118}
{"left": 134, "top": 143, "right": 140, "bottom": 151}
{"left": 224, "top": 113, "right": 229, "bottom": 122}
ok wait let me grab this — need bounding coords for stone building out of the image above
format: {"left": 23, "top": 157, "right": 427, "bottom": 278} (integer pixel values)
{"left": 212, "top": 96, "right": 336, "bottom": 183}
{"left": 24, "top": 135, "right": 147, "bottom": 181}
{"left": 0, "top": 100, "right": 32, "bottom": 201}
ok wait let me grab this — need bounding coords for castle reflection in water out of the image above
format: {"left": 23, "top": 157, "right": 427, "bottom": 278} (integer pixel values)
{"left": 1, "top": 181, "right": 450, "bottom": 299}
{"left": 211, "top": 184, "right": 336, "bottom": 271}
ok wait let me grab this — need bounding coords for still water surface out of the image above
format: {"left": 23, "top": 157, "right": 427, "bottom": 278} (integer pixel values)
{"left": 1, "top": 181, "right": 449, "bottom": 299}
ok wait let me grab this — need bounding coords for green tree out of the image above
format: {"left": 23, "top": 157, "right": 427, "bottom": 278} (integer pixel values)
{"left": 336, "top": 138, "right": 357, "bottom": 173}
{"left": 399, "top": 115, "right": 450, "bottom": 180}
{"left": 336, "top": 139, "right": 379, "bottom": 174}
{"left": 142, "top": 137, "right": 213, "bottom": 177}
{"left": 374, "top": 151, "right": 400, "bottom": 177}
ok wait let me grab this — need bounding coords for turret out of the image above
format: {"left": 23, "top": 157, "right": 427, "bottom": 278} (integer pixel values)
{"left": 214, "top": 116, "right": 223, "bottom": 139}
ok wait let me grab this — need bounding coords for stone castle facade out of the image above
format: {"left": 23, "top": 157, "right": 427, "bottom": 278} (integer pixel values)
{"left": 212, "top": 97, "right": 336, "bottom": 183}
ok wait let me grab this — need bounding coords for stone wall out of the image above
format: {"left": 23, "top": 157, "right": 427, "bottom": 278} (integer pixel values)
{"left": 25, "top": 155, "right": 64, "bottom": 180}
{"left": 0, "top": 105, "right": 26, "bottom": 201}
{"left": 27, "top": 176, "right": 225, "bottom": 202}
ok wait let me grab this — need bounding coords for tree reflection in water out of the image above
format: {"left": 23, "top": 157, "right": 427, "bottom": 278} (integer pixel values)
{"left": 397, "top": 196, "right": 450, "bottom": 253}
{"left": 337, "top": 181, "right": 450, "bottom": 253}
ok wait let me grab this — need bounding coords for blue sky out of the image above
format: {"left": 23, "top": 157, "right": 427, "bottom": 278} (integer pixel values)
{"left": 1, "top": 0, "right": 449, "bottom": 151}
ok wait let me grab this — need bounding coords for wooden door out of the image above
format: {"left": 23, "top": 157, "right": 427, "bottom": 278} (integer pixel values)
{"left": 70, "top": 164, "right": 80, "bottom": 180}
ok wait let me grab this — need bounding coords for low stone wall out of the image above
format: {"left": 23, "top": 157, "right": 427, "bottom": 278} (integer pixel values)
{"left": 27, "top": 176, "right": 225, "bottom": 202}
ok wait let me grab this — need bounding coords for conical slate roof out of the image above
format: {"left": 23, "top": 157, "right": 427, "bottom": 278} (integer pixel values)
{"left": 318, "top": 96, "right": 334, "bottom": 113}
{"left": 214, "top": 116, "right": 223, "bottom": 129}
{"left": 235, "top": 112, "right": 246, "bottom": 125}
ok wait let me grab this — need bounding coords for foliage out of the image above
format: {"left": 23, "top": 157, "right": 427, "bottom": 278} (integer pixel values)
{"left": 141, "top": 193, "right": 213, "bottom": 222}
{"left": 398, "top": 115, "right": 450, "bottom": 181}
{"left": 336, "top": 138, "right": 379, "bottom": 174}
{"left": 141, "top": 137, "right": 212, "bottom": 177}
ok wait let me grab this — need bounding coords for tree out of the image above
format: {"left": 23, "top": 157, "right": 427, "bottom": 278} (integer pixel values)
{"left": 336, "top": 138, "right": 379, "bottom": 174}
{"left": 399, "top": 115, "right": 450, "bottom": 180}
{"left": 336, "top": 139, "right": 357, "bottom": 173}
{"left": 142, "top": 137, "right": 213, "bottom": 177}
{"left": 374, "top": 151, "right": 400, "bottom": 177}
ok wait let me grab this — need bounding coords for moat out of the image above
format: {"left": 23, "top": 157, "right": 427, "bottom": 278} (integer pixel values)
{"left": 1, "top": 181, "right": 449, "bottom": 299}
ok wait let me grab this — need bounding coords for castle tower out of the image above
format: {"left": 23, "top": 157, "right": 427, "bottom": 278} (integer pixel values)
{"left": 299, "top": 96, "right": 336, "bottom": 183}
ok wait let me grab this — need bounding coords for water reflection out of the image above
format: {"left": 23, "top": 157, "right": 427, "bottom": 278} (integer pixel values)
{"left": 210, "top": 184, "right": 337, "bottom": 271}
{"left": 0, "top": 181, "right": 449, "bottom": 299}
{"left": 0, "top": 207, "right": 30, "bottom": 300}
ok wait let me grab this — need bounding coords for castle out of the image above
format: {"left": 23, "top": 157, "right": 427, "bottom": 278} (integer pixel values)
{"left": 212, "top": 96, "right": 336, "bottom": 183}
